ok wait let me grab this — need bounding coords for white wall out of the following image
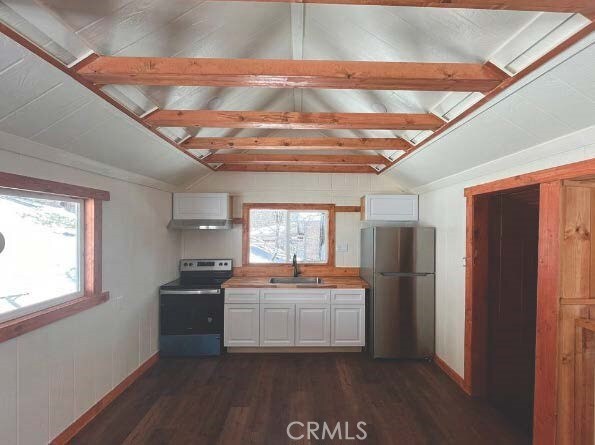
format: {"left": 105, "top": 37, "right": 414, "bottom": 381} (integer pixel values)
{"left": 0, "top": 144, "right": 181, "bottom": 445}
{"left": 182, "top": 172, "right": 405, "bottom": 267}
{"left": 417, "top": 125, "right": 595, "bottom": 377}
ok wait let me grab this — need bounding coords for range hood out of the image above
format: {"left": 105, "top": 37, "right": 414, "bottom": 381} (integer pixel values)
{"left": 168, "top": 193, "right": 232, "bottom": 230}
{"left": 167, "top": 219, "right": 232, "bottom": 230}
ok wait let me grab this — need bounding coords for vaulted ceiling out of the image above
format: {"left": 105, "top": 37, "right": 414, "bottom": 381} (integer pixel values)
{"left": 0, "top": 0, "right": 593, "bottom": 187}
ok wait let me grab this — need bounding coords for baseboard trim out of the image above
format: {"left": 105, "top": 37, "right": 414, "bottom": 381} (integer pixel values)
{"left": 434, "top": 355, "right": 469, "bottom": 395}
{"left": 227, "top": 347, "right": 363, "bottom": 353}
{"left": 50, "top": 352, "right": 159, "bottom": 445}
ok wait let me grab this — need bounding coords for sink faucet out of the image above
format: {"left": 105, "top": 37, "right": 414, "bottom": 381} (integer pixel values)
{"left": 292, "top": 253, "right": 299, "bottom": 277}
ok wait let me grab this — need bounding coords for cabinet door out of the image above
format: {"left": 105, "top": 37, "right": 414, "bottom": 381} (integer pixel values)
{"left": 173, "top": 193, "right": 229, "bottom": 220}
{"left": 224, "top": 304, "right": 259, "bottom": 347}
{"left": 295, "top": 304, "right": 330, "bottom": 346}
{"left": 365, "top": 194, "right": 418, "bottom": 221}
{"left": 331, "top": 305, "right": 365, "bottom": 346}
{"left": 260, "top": 304, "right": 295, "bottom": 347}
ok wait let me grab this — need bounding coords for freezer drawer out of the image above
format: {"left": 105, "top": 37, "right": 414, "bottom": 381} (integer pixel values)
{"left": 372, "top": 273, "right": 435, "bottom": 359}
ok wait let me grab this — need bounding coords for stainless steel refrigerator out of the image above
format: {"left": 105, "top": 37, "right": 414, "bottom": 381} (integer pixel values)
{"left": 361, "top": 226, "right": 435, "bottom": 359}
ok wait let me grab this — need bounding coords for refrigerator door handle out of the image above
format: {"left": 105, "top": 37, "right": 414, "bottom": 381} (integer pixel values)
{"left": 379, "top": 272, "right": 432, "bottom": 277}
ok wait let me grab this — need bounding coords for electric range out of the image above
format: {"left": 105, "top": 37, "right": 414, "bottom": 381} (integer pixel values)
{"left": 159, "top": 259, "right": 232, "bottom": 356}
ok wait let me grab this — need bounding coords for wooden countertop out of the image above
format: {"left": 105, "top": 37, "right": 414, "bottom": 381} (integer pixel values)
{"left": 222, "top": 276, "right": 369, "bottom": 289}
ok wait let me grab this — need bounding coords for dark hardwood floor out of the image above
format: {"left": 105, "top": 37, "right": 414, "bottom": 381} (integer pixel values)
{"left": 71, "top": 353, "right": 530, "bottom": 445}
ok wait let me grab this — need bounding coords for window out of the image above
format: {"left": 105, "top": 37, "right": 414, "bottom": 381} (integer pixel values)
{"left": 0, "top": 190, "right": 83, "bottom": 322}
{"left": 0, "top": 171, "right": 109, "bottom": 343}
{"left": 244, "top": 204, "right": 335, "bottom": 265}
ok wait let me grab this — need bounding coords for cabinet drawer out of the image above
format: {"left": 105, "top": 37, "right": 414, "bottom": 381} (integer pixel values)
{"left": 224, "top": 288, "right": 259, "bottom": 304}
{"left": 331, "top": 289, "right": 365, "bottom": 305}
{"left": 260, "top": 289, "right": 330, "bottom": 304}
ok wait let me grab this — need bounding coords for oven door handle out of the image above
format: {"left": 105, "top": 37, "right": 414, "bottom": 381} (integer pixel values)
{"left": 160, "top": 289, "right": 221, "bottom": 295}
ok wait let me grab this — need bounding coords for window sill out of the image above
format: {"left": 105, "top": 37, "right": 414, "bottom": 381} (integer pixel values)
{"left": 0, "top": 291, "right": 109, "bottom": 343}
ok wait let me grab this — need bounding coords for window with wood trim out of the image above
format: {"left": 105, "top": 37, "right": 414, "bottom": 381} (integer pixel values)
{"left": 243, "top": 204, "right": 336, "bottom": 266}
{"left": 0, "top": 172, "right": 109, "bottom": 343}
{"left": 0, "top": 190, "right": 84, "bottom": 321}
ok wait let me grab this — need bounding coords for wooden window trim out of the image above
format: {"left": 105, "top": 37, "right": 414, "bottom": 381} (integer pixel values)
{"left": 242, "top": 203, "right": 336, "bottom": 269}
{"left": 0, "top": 172, "right": 110, "bottom": 343}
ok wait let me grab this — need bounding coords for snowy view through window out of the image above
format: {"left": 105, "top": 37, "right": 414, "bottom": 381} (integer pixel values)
{"left": 0, "top": 192, "right": 82, "bottom": 320}
{"left": 249, "top": 209, "right": 328, "bottom": 263}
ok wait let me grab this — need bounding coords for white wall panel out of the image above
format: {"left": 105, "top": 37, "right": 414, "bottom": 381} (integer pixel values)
{"left": 0, "top": 339, "right": 17, "bottom": 445}
{"left": 18, "top": 329, "right": 50, "bottom": 445}
{"left": 181, "top": 171, "right": 405, "bottom": 266}
{"left": 0, "top": 139, "right": 181, "bottom": 444}
{"left": 418, "top": 126, "right": 595, "bottom": 378}
{"left": 47, "top": 319, "right": 75, "bottom": 440}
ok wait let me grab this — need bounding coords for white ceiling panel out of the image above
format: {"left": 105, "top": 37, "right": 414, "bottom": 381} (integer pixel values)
{"left": 0, "top": 1, "right": 592, "bottom": 185}
{"left": 0, "top": 33, "right": 210, "bottom": 186}
{"left": 516, "top": 71, "right": 595, "bottom": 131}
{"left": 387, "top": 41, "right": 595, "bottom": 189}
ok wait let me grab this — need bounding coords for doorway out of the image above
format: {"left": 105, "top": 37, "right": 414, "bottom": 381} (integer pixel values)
{"left": 486, "top": 186, "right": 540, "bottom": 433}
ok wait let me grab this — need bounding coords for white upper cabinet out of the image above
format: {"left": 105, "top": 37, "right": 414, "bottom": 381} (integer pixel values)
{"left": 362, "top": 194, "right": 418, "bottom": 221}
{"left": 172, "top": 193, "right": 230, "bottom": 220}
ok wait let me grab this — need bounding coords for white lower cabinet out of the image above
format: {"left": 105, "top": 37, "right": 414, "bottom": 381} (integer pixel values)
{"left": 260, "top": 304, "right": 295, "bottom": 346}
{"left": 224, "top": 304, "right": 259, "bottom": 347}
{"left": 224, "top": 288, "right": 365, "bottom": 349}
{"left": 331, "top": 305, "right": 365, "bottom": 346}
{"left": 295, "top": 304, "right": 330, "bottom": 346}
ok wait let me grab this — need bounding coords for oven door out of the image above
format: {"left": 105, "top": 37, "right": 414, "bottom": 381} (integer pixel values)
{"left": 159, "top": 289, "right": 224, "bottom": 335}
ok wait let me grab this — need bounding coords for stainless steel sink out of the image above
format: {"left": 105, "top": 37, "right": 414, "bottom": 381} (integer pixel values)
{"left": 269, "top": 277, "right": 323, "bottom": 284}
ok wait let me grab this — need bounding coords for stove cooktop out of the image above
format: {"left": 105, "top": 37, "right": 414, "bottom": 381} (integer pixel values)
{"left": 159, "top": 259, "right": 233, "bottom": 291}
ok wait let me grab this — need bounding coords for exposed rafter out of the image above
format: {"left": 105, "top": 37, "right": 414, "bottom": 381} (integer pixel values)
{"left": 217, "top": 164, "right": 379, "bottom": 173}
{"left": 146, "top": 110, "right": 443, "bottom": 130}
{"left": 210, "top": 0, "right": 595, "bottom": 17}
{"left": 205, "top": 153, "right": 391, "bottom": 165}
{"left": 77, "top": 57, "right": 507, "bottom": 92}
{"left": 183, "top": 137, "right": 413, "bottom": 151}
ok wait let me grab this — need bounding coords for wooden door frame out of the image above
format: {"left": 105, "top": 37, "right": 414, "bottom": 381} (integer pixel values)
{"left": 463, "top": 158, "right": 595, "bottom": 445}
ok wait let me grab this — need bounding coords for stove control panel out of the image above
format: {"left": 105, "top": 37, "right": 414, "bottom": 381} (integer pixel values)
{"left": 180, "top": 259, "right": 233, "bottom": 272}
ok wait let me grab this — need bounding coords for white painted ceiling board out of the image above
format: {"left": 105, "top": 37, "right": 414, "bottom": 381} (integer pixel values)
{"left": 0, "top": 1, "right": 593, "bottom": 185}
{"left": 30, "top": 99, "right": 115, "bottom": 148}
{"left": 550, "top": 43, "right": 595, "bottom": 101}
{"left": 516, "top": 71, "right": 595, "bottom": 131}
{"left": 0, "top": 33, "right": 210, "bottom": 186}
{"left": 0, "top": 81, "right": 91, "bottom": 138}
{"left": 387, "top": 41, "right": 595, "bottom": 189}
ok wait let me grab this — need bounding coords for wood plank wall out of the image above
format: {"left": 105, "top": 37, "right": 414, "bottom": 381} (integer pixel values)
{"left": 558, "top": 183, "right": 594, "bottom": 444}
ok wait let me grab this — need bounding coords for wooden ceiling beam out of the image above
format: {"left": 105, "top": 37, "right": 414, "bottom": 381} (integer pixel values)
{"left": 183, "top": 137, "right": 412, "bottom": 151}
{"left": 208, "top": 0, "right": 594, "bottom": 16}
{"left": 146, "top": 110, "right": 443, "bottom": 130}
{"left": 205, "top": 153, "right": 391, "bottom": 165}
{"left": 217, "top": 164, "right": 379, "bottom": 173}
{"left": 77, "top": 57, "right": 507, "bottom": 92}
